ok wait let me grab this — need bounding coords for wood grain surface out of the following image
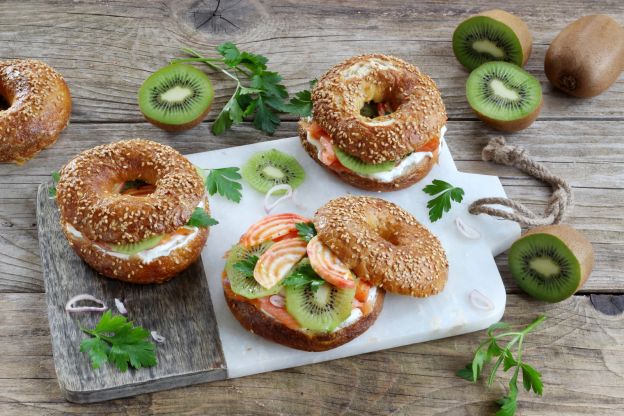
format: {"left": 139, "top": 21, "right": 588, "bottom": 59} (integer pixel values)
{"left": 0, "top": 0, "right": 622, "bottom": 414}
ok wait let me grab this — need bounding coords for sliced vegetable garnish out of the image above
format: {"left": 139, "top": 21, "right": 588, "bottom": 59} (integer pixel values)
{"left": 240, "top": 213, "right": 311, "bottom": 248}
{"left": 253, "top": 238, "right": 307, "bottom": 289}
{"left": 306, "top": 235, "right": 355, "bottom": 289}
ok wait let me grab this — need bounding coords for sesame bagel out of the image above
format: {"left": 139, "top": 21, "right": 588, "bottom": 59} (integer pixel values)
{"left": 0, "top": 59, "right": 71, "bottom": 164}
{"left": 300, "top": 54, "right": 447, "bottom": 191}
{"left": 299, "top": 118, "right": 440, "bottom": 192}
{"left": 314, "top": 196, "right": 448, "bottom": 297}
{"left": 223, "top": 273, "right": 385, "bottom": 352}
{"left": 57, "top": 139, "right": 210, "bottom": 284}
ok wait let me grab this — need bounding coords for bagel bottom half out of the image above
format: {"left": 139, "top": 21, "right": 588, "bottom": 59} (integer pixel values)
{"left": 62, "top": 226, "right": 209, "bottom": 284}
{"left": 223, "top": 274, "right": 385, "bottom": 352}
{"left": 298, "top": 119, "right": 439, "bottom": 192}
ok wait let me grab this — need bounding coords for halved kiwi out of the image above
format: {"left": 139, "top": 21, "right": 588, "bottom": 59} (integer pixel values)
{"left": 453, "top": 9, "right": 532, "bottom": 71}
{"left": 334, "top": 147, "right": 395, "bottom": 175}
{"left": 110, "top": 235, "right": 163, "bottom": 256}
{"left": 138, "top": 64, "right": 214, "bottom": 131}
{"left": 225, "top": 242, "right": 282, "bottom": 299}
{"left": 466, "top": 61, "right": 542, "bottom": 132}
{"left": 285, "top": 277, "right": 355, "bottom": 332}
{"left": 508, "top": 225, "right": 594, "bottom": 303}
{"left": 241, "top": 149, "right": 305, "bottom": 194}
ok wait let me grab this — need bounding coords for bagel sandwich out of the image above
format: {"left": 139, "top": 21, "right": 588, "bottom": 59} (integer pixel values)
{"left": 56, "top": 139, "right": 214, "bottom": 284}
{"left": 223, "top": 196, "right": 448, "bottom": 351}
{"left": 299, "top": 54, "right": 448, "bottom": 192}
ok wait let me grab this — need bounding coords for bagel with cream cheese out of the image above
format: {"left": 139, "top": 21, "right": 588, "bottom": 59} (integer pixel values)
{"left": 299, "top": 54, "right": 447, "bottom": 191}
{"left": 56, "top": 139, "right": 212, "bottom": 284}
{"left": 0, "top": 59, "right": 71, "bottom": 164}
{"left": 223, "top": 196, "right": 448, "bottom": 351}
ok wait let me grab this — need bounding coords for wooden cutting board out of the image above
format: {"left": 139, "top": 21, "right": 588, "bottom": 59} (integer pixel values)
{"left": 37, "top": 133, "right": 520, "bottom": 402}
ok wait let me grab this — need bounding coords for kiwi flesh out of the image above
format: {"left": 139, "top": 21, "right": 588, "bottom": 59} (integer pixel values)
{"left": 242, "top": 149, "right": 305, "bottom": 194}
{"left": 110, "top": 235, "right": 163, "bottom": 256}
{"left": 138, "top": 64, "right": 214, "bottom": 131}
{"left": 226, "top": 242, "right": 282, "bottom": 299}
{"left": 453, "top": 9, "right": 532, "bottom": 71}
{"left": 545, "top": 15, "right": 624, "bottom": 98}
{"left": 466, "top": 61, "right": 542, "bottom": 132}
{"left": 508, "top": 225, "right": 594, "bottom": 303}
{"left": 334, "top": 146, "right": 395, "bottom": 175}
{"left": 285, "top": 277, "right": 355, "bottom": 332}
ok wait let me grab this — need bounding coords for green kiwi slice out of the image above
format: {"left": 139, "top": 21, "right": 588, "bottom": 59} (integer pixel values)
{"left": 334, "top": 147, "right": 395, "bottom": 175}
{"left": 241, "top": 149, "right": 305, "bottom": 194}
{"left": 285, "top": 279, "right": 355, "bottom": 332}
{"left": 508, "top": 225, "right": 593, "bottom": 303}
{"left": 453, "top": 14, "right": 524, "bottom": 71}
{"left": 466, "top": 61, "right": 542, "bottom": 131}
{"left": 225, "top": 242, "right": 282, "bottom": 299}
{"left": 138, "top": 64, "right": 214, "bottom": 131}
{"left": 110, "top": 235, "right": 164, "bottom": 256}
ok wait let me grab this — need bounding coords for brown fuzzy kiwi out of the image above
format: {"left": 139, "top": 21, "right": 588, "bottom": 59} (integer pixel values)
{"left": 480, "top": 10, "right": 533, "bottom": 66}
{"left": 545, "top": 15, "right": 624, "bottom": 97}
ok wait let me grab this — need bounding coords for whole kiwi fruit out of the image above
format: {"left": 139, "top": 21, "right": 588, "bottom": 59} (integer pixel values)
{"left": 545, "top": 15, "right": 624, "bottom": 97}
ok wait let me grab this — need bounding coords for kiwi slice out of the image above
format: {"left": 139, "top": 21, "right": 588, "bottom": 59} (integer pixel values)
{"left": 285, "top": 279, "right": 355, "bottom": 332}
{"left": 225, "top": 242, "right": 282, "bottom": 299}
{"left": 241, "top": 149, "right": 305, "bottom": 194}
{"left": 508, "top": 225, "right": 594, "bottom": 303}
{"left": 110, "top": 235, "right": 163, "bottom": 256}
{"left": 334, "top": 147, "right": 395, "bottom": 175}
{"left": 466, "top": 61, "right": 542, "bottom": 132}
{"left": 138, "top": 64, "right": 214, "bottom": 131}
{"left": 453, "top": 9, "right": 532, "bottom": 71}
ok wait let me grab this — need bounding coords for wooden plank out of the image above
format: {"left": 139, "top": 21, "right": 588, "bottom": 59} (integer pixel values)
{"left": 35, "top": 184, "right": 227, "bottom": 403}
{"left": 0, "top": 1, "right": 622, "bottom": 122}
{"left": 1, "top": 293, "right": 622, "bottom": 415}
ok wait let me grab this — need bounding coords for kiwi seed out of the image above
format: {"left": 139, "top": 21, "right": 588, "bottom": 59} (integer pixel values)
{"left": 508, "top": 224, "right": 594, "bottom": 303}
{"left": 241, "top": 149, "right": 305, "bottom": 194}
{"left": 466, "top": 61, "right": 542, "bottom": 132}
{"left": 138, "top": 63, "right": 214, "bottom": 131}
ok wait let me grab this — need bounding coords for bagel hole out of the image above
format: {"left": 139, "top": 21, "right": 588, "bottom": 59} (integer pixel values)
{"left": 0, "top": 95, "right": 10, "bottom": 111}
{"left": 117, "top": 179, "right": 156, "bottom": 196}
{"left": 378, "top": 228, "right": 401, "bottom": 246}
{"left": 360, "top": 101, "right": 395, "bottom": 118}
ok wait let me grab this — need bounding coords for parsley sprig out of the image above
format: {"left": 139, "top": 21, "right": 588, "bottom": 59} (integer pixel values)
{"left": 49, "top": 171, "right": 60, "bottom": 197}
{"left": 187, "top": 207, "right": 218, "bottom": 228}
{"left": 172, "top": 43, "right": 312, "bottom": 135}
{"left": 203, "top": 167, "right": 243, "bottom": 203}
{"left": 422, "top": 179, "right": 465, "bottom": 222}
{"left": 282, "top": 260, "right": 325, "bottom": 292}
{"left": 457, "top": 316, "right": 546, "bottom": 416}
{"left": 79, "top": 311, "right": 157, "bottom": 372}
{"left": 233, "top": 255, "right": 259, "bottom": 277}
{"left": 295, "top": 222, "right": 317, "bottom": 242}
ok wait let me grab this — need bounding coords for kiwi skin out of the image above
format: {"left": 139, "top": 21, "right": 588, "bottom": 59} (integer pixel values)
{"left": 479, "top": 9, "right": 533, "bottom": 67}
{"left": 511, "top": 225, "right": 594, "bottom": 302}
{"left": 143, "top": 102, "right": 212, "bottom": 132}
{"left": 474, "top": 99, "right": 543, "bottom": 133}
{"left": 545, "top": 15, "right": 624, "bottom": 98}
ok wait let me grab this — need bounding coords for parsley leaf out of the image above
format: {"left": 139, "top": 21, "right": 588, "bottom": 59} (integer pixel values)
{"left": 49, "top": 171, "right": 60, "bottom": 197}
{"left": 295, "top": 222, "right": 317, "bottom": 242}
{"left": 187, "top": 207, "right": 218, "bottom": 228}
{"left": 280, "top": 89, "right": 312, "bottom": 116}
{"left": 204, "top": 167, "right": 243, "bottom": 203}
{"left": 422, "top": 179, "right": 465, "bottom": 222}
{"left": 457, "top": 315, "right": 546, "bottom": 416}
{"left": 79, "top": 311, "right": 157, "bottom": 372}
{"left": 233, "top": 255, "right": 259, "bottom": 278}
{"left": 282, "top": 261, "right": 325, "bottom": 292}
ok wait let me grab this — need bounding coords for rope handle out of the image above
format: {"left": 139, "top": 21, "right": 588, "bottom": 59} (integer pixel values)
{"left": 469, "top": 137, "right": 573, "bottom": 227}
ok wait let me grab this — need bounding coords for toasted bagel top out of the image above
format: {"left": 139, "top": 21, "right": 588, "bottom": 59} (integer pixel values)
{"left": 311, "top": 54, "right": 447, "bottom": 164}
{"left": 57, "top": 139, "right": 205, "bottom": 244}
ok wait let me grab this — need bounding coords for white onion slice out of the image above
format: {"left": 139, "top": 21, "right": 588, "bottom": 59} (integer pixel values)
{"left": 269, "top": 294, "right": 285, "bottom": 308}
{"left": 455, "top": 217, "right": 481, "bottom": 240}
{"left": 114, "top": 298, "right": 127, "bottom": 315}
{"left": 150, "top": 331, "right": 166, "bottom": 343}
{"left": 469, "top": 289, "right": 494, "bottom": 311}
{"left": 263, "top": 184, "right": 294, "bottom": 214}
{"left": 65, "top": 294, "right": 107, "bottom": 313}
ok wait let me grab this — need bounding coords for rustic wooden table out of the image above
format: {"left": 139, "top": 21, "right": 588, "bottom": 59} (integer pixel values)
{"left": 1, "top": 1, "right": 622, "bottom": 414}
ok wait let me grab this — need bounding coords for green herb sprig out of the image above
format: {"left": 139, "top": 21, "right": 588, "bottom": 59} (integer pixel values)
{"left": 187, "top": 207, "right": 218, "bottom": 228}
{"left": 233, "top": 255, "right": 259, "bottom": 277}
{"left": 80, "top": 311, "right": 157, "bottom": 372}
{"left": 422, "top": 179, "right": 465, "bottom": 222}
{"left": 457, "top": 316, "right": 546, "bottom": 416}
{"left": 172, "top": 43, "right": 312, "bottom": 136}
{"left": 203, "top": 167, "right": 243, "bottom": 203}
{"left": 49, "top": 171, "right": 60, "bottom": 197}
{"left": 295, "top": 222, "right": 317, "bottom": 242}
{"left": 282, "top": 261, "right": 325, "bottom": 292}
